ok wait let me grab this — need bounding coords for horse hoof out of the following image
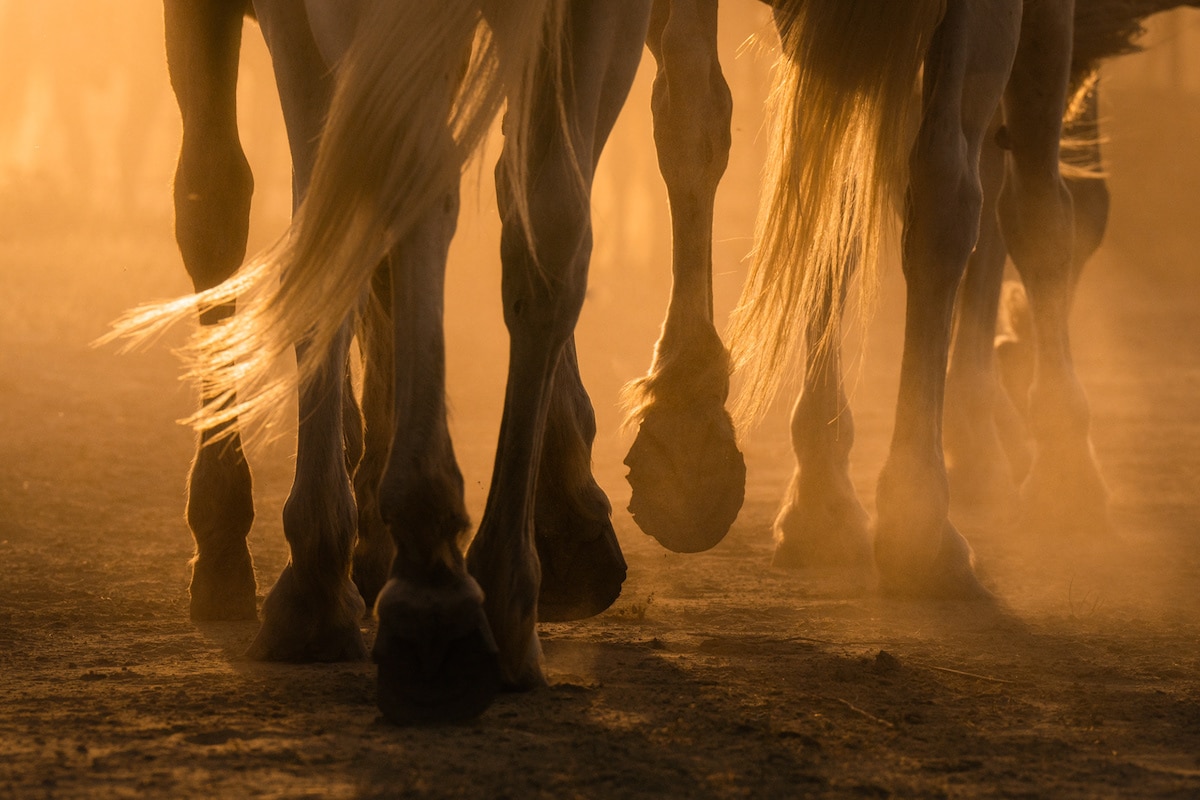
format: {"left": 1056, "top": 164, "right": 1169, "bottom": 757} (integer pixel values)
{"left": 536, "top": 516, "right": 627, "bottom": 622}
{"left": 875, "top": 522, "right": 994, "bottom": 601}
{"left": 189, "top": 550, "right": 258, "bottom": 622}
{"left": 772, "top": 477, "right": 872, "bottom": 571}
{"left": 624, "top": 403, "right": 745, "bottom": 553}
{"left": 245, "top": 566, "right": 368, "bottom": 662}
{"left": 373, "top": 576, "right": 502, "bottom": 725}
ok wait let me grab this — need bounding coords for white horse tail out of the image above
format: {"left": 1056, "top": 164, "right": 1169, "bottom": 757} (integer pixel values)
{"left": 727, "top": 0, "right": 946, "bottom": 425}
{"left": 108, "top": 0, "right": 568, "bottom": 435}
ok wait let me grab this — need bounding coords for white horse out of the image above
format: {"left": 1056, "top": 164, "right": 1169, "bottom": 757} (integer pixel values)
{"left": 626, "top": 0, "right": 1198, "bottom": 595}
{"left": 113, "top": 0, "right": 649, "bottom": 723}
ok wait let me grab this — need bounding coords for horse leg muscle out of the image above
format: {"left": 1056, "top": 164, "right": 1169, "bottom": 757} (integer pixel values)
{"left": 874, "top": 0, "right": 1021, "bottom": 598}
{"left": 164, "top": 0, "right": 256, "bottom": 622}
{"left": 624, "top": 0, "right": 745, "bottom": 554}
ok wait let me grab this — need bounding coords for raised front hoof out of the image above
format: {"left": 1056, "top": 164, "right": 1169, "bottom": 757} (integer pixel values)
{"left": 373, "top": 576, "right": 502, "bottom": 725}
{"left": 875, "top": 522, "right": 993, "bottom": 601}
{"left": 189, "top": 551, "right": 258, "bottom": 622}
{"left": 536, "top": 518, "right": 627, "bottom": 622}
{"left": 625, "top": 403, "right": 745, "bottom": 553}
{"left": 771, "top": 502, "right": 872, "bottom": 572}
{"left": 245, "top": 566, "right": 368, "bottom": 662}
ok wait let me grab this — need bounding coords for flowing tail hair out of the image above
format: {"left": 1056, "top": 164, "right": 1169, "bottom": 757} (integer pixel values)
{"left": 105, "top": 0, "right": 569, "bottom": 436}
{"left": 727, "top": 0, "right": 945, "bottom": 425}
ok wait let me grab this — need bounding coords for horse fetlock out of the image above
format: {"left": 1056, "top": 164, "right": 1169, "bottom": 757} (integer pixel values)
{"left": 246, "top": 565, "right": 367, "bottom": 663}
{"left": 186, "top": 442, "right": 254, "bottom": 545}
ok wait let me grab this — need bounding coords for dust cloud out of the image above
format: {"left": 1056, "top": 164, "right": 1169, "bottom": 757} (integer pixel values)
{"left": 2, "top": 3, "right": 1200, "bottom": 796}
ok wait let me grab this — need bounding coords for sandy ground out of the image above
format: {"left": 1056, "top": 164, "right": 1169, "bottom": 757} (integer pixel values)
{"left": 2, "top": 12, "right": 1200, "bottom": 798}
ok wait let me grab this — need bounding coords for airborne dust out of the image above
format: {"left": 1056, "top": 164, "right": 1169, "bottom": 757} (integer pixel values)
{"left": 1, "top": 2, "right": 1200, "bottom": 797}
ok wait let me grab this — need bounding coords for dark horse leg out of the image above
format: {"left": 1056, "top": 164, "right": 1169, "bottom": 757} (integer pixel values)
{"left": 1000, "top": 42, "right": 1111, "bottom": 537}
{"left": 623, "top": 0, "right": 745, "bottom": 554}
{"left": 873, "top": 0, "right": 1021, "bottom": 598}
{"left": 372, "top": 1, "right": 652, "bottom": 724}
{"left": 467, "top": 0, "right": 651, "bottom": 688}
{"left": 164, "top": 0, "right": 257, "bottom": 621}
{"left": 942, "top": 113, "right": 1027, "bottom": 518}
{"left": 243, "top": 0, "right": 367, "bottom": 661}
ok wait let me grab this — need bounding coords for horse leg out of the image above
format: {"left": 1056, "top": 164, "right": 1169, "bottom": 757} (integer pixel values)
{"left": 533, "top": 338, "right": 627, "bottom": 621}
{"left": 351, "top": 268, "right": 396, "bottom": 609}
{"left": 623, "top": 0, "right": 745, "bottom": 554}
{"left": 1000, "top": 49, "right": 1111, "bottom": 536}
{"left": 371, "top": 180, "right": 493, "bottom": 723}
{"left": 942, "top": 114, "right": 1025, "bottom": 516}
{"left": 164, "top": 0, "right": 257, "bottom": 622}
{"left": 874, "top": 0, "right": 1021, "bottom": 598}
{"left": 773, "top": 288, "right": 871, "bottom": 571}
{"left": 465, "top": 2, "right": 652, "bottom": 690}
{"left": 245, "top": 0, "right": 367, "bottom": 661}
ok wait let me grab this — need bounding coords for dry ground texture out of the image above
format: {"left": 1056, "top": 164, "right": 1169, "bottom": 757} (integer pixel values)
{"left": 2, "top": 6, "right": 1200, "bottom": 798}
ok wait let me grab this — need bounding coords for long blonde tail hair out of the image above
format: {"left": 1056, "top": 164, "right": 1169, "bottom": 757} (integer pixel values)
{"left": 727, "top": 0, "right": 946, "bottom": 424}
{"left": 109, "top": 0, "right": 567, "bottom": 434}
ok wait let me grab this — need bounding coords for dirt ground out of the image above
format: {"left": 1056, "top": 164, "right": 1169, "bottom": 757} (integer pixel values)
{"left": 3, "top": 10, "right": 1200, "bottom": 799}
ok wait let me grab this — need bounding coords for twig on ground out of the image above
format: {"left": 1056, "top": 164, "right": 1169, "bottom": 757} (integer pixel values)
{"left": 834, "top": 698, "right": 896, "bottom": 729}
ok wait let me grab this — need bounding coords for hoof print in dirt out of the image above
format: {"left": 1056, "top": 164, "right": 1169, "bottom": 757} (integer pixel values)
{"left": 625, "top": 404, "right": 746, "bottom": 554}
{"left": 373, "top": 577, "right": 503, "bottom": 725}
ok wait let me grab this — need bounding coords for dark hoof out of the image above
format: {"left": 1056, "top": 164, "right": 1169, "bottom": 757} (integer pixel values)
{"left": 536, "top": 516, "right": 626, "bottom": 622}
{"left": 189, "top": 551, "right": 258, "bottom": 622}
{"left": 373, "top": 576, "right": 502, "bottom": 725}
{"left": 245, "top": 566, "right": 368, "bottom": 662}
{"left": 875, "top": 522, "right": 993, "bottom": 601}
{"left": 625, "top": 403, "right": 745, "bottom": 553}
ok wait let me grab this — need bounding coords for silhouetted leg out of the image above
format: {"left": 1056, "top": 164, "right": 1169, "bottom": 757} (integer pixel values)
{"left": 466, "top": 1, "right": 652, "bottom": 690}
{"left": 372, "top": 179, "right": 493, "bottom": 723}
{"left": 164, "top": 0, "right": 257, "bottom": 621}
{"left": 943, "top": 115, "right": 1024, "bottom": 517}
{"left": 1001, "top": 55, "right": 1111, "bottom": 536}
{"left": 773, "top": 288, "right": 871, "bottom": 571}
{"left": 534, "top": 338, "right": 627, "bottom": 621}
{"left": 245, "top": 0, "right": 366, "bottom": 661}
{"left": 874, "top": 0, "right": 1020, "bottom": 598}
{"left": 623, "top": 0, "right": 744, "bottom": 554}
